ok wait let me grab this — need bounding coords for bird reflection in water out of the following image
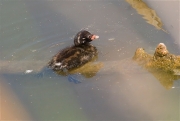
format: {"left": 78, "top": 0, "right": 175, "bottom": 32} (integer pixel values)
{"left": 54, "top": 56, "right": 103, "bottom": 83}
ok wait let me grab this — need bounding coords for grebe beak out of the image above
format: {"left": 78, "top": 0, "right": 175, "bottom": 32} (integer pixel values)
{"left": 91, "top": 35, "right": 99, "bottom": 40}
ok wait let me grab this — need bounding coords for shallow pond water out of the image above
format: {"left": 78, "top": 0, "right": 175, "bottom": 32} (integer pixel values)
{"left": 0, "top": 1, "right": 179, "bottom": 120}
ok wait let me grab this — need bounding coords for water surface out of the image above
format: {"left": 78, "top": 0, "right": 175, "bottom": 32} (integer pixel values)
{"left": 0, "top": 1, "right": 179, "bottom": 120}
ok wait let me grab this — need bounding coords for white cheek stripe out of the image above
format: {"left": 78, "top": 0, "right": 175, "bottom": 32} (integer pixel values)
{"left": 77, "top": 36, "right": 80, "bottom": 43}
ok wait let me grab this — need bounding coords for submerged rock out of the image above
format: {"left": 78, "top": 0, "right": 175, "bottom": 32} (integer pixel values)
{"left": 126, "top": 0, "right": 167, "bottom": 33}
{"left": 133, "top": 43, "right": 180, "bottom": 73}
{"left": 133, "top": 43, "right": 180, "bottom": 89}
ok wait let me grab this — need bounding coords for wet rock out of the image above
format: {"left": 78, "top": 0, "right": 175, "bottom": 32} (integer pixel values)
{"left": 133, "top": 43, "right": 180, "bottom": 73}
{"left": 133, "top": 43, "right": 180, "bottom": 89}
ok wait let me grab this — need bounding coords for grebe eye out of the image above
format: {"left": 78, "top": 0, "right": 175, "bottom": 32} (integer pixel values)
{"left": 87, "top": 35, "right": 91, "bottom": 39}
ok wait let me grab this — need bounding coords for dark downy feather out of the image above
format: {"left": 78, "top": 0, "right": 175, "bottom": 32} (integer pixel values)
{"left": 48, "top": 30, "right": 99, "bottom": 71}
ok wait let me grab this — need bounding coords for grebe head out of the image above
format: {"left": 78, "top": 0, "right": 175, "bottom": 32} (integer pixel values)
{"left": 74, "top": 30, "right": 99, "bottom": 46}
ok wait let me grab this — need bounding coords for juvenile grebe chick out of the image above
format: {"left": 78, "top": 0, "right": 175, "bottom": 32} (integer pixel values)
{"left": 48, "top": 30, "right": 99, "bottom": 71}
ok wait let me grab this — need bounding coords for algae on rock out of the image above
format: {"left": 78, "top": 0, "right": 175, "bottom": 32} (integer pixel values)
{"left": 133, "top": 43, "right": 180, "bottom": 89}
{"left": 126, "top": 0, "right": 167, "bottom": 33}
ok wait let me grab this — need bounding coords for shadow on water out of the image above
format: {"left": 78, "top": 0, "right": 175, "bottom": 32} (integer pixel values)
{"left": 0, "top": 0, "right": 180, "bottom": 121}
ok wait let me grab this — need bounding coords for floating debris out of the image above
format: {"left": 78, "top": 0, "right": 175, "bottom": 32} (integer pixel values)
{"left": 31, "top": 50, "right": 37, "bottom": 52}
{"left": 108, "top": 38, "right": 115, "bottom": 41}
{"left": 25, "top": 70, "right": 33, "bottom": 74}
